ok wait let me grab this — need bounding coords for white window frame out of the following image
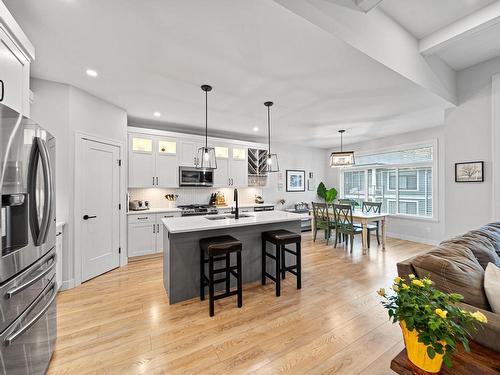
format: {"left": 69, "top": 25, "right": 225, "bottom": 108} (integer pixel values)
{"left": 339, "top": 139, "right": 438, "bottom": 221}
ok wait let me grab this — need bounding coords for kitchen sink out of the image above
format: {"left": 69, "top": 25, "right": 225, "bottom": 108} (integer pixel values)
{"left": 205, "top": 214, "right": 253, "bottom": 220}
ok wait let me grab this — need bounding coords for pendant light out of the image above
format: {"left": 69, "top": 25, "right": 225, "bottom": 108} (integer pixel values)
{"left": 330, "top": 129, "right": 355, "bottom": 167}
{"left": 264, "top": 101, "right": 279, "bottom": 173}
{"left": 196, "top": 84, "right": 217, "bottom": 169}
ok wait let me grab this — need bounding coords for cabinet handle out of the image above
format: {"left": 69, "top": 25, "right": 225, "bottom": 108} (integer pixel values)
{"left": 152, "top": 177, "right": 155, "bottom": 185}
{"left": 153, "top": 224, "right": 156, "bottom": 233}
{"left": 156, "top": 177, "right": 159, "bottom": 185}
{"left": 157, "top": 224, "right": 160, "bottom": 232}
{"left": 0, "top": 80, "right": 4, "bottom": 102}
{"left": 137, "top": 217, "right": 148, "bottom": 220}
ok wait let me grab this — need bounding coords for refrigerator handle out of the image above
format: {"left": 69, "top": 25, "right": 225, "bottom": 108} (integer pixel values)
{"left": 37, "top": 137, "right": 53, "bottom": 245}
{"left": 28, "top": 137, "right": 54, "bottom": 246}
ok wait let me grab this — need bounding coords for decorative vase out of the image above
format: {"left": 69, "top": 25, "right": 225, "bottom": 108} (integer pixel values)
{"left": 400, "top": 321, "right": 444, "bottom": 373}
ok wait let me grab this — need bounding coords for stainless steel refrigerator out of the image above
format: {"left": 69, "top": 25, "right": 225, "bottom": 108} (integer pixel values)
{"left": 0, "top": 103, "right": 56, "bottom": 375}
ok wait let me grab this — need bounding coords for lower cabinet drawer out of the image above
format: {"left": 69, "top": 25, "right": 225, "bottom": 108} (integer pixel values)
{"left": 127, "top": 214, "right": 154, "bottom": 224}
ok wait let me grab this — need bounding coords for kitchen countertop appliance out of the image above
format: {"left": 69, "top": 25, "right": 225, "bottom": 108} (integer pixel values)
{"left": 179, "top": 166, "right": 214, "bottom": 187}
{"left": 0, "top": 103, "right": 57, "bottom": 375}
{"left": 178, "top": 204, "right": 218, "bottom": 217}
{"left": 129, "top": 199, "right": 149, "bottom": 211}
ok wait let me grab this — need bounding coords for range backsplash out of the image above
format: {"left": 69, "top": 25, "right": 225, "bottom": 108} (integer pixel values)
{"left": 128, "top": 187, "right": 265, "bottom": 208}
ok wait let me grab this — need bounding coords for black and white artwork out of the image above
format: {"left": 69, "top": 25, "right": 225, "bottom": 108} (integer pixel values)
{"left": 455, "top": 161, "right": 484, "bottom": 182}
{"left": 286, "top": 170, "right": 306, "bottom": 192}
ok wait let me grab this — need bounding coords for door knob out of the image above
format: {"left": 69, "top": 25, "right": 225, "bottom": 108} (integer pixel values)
{"left": 83, "top": 215, "right": 97, "bottom": 220}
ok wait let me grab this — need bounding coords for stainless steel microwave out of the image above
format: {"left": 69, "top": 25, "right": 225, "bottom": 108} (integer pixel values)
{"left": 179, "top": 166, "right": 214, "bottom": 187}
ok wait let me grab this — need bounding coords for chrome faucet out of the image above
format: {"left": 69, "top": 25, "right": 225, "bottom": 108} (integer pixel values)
{"left": 233, "top": 188, "right": 239, "bottom": 219}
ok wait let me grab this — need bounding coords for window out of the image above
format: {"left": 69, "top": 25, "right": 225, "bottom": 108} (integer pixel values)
{"left": 341, "top": 145, "right": 435, "bottom": 218}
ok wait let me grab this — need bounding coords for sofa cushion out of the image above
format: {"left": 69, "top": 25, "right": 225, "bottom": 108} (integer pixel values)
{"left": 441, "top": 233, "right": 500, "bottom": 270}
{"left": 412, "top": 244, "right": 490, "bottom": 310}
{"left": 484, "top": 263, "right": 500, "bottom": 313}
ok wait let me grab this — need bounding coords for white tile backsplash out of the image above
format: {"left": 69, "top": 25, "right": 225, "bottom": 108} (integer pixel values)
{"left": 129, "top": 187, "right": 264, "bottom": 208}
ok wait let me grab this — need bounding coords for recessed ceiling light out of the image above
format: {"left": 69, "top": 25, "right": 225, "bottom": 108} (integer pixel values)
{"left": 85, "top": 69, "right": 98, "bottom": 77}
{"left": 153, "top": 112, "right": 161, "bottom": 117}
{"left": 253, "top": 126, "right": 259, "bottom": 132}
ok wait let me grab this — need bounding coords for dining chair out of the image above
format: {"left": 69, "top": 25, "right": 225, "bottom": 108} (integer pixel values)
{"left": 311, "top": 202, "right": 336, "bottom": 245}
{"left": 338, "top": 199, "right": 356, "bottom": 210}
{"left": 333, "top": 204, "right": 362, "bottom": 253}
{"left": 361, "top": 201, "right": 382, "bottom": 247}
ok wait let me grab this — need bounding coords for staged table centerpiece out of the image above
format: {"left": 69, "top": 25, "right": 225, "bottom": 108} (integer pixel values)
{"left": 378, "top": 275, "right": 488, "bottom": 373}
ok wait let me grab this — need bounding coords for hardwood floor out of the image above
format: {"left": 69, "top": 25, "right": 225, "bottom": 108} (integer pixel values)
{"left": 48, "top": 233, "right": 432, "bottom": 375}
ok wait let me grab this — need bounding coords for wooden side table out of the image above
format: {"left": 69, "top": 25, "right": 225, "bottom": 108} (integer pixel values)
{"left": 390, "top": 341, "right": 500, "bottom": 374}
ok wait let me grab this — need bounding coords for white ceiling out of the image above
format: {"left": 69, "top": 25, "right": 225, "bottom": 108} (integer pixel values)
{"left": 6, "top": 0, "right": 451, "bottom": 148}
{"left": 379, "top": 0, "right": 497, "bottom": 39}
{"left": 435, "top": 21, "right": 500, "bottom": 71}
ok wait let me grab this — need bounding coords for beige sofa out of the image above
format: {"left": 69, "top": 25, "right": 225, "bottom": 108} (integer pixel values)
{"left": 397, "top": 222, "right": 500, "bottom": 352}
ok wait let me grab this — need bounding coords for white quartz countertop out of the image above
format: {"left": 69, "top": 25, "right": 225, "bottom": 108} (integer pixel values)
{"left": 127, "top": 207, "right": 182, "bottom": 215}
{"left": 127, "top": 203, "right": 274, "bottom": 215}
{"left": 162, "top": 210, "right": 302, "bottom": 234}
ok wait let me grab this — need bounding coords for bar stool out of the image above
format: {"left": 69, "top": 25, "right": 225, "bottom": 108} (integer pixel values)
{"left": 261, "top": 230, "right": 302, "bottom": 296}
{"left": 199, "top": 235, "right": 243, "bottom": 317}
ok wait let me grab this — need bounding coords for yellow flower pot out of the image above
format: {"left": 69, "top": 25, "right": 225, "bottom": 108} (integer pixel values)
{"left": 400, "top": 321, "right": 444, "bottom": 373}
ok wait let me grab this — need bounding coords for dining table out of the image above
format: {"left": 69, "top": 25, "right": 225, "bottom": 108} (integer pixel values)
{"left": 310, "top": 208, "right": 388, "bottom": 254}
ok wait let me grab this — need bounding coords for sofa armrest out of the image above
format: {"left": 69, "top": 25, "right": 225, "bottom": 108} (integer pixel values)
{"left": 457, "top": 302, "right": 500, "bottom": 353}
{"left": 397, "top": 256, "right": 418, "bottom": 280}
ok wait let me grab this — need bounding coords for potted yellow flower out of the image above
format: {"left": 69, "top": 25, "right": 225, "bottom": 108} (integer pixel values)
{"left": 378, "top": 275, "right": 488, "bottom": 373}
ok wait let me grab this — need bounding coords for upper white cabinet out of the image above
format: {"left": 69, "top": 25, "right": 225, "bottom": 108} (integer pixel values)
{"left": 128, "top": 135, "right": 179, "bottom": 188}
{"left": 179, "top": 140, "right": 202, "bottom": 167}
{"left": 127, "top": 128, "right": 256, "bottom": 189}
{"left": 0, "top": 2, "right": 35, "bottom": 116}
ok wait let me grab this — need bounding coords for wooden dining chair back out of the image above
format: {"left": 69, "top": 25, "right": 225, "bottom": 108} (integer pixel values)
{"left": 333, "top": 204, "right": 362, "bottom": 253}
{"left": 362, "top": 201, "right": 382, "bottom": 214}
{"left": 361, "top": 201, "right": 382, "bottom": 246}
{"left": 338, "top": 199, "right": 356, "bottom": 210}
{"left": 312, "top": 202, "right": 335, "bottom": 245}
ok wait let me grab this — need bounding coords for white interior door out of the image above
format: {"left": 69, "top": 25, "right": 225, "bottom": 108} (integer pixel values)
{"left": 80, "top": 139, "right": 120, "bottom": 282}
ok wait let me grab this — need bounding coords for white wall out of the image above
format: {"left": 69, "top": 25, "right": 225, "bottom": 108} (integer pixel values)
{"left": 444, "top": 56, "right": 500, "bottom": 237}
{"left": 325, "top": 127, "right": 445, "bottom": 245}
{"left": 30, "top": 78, "right": 128, "bottom": 289}
{"left": 262, "top": 142, "right": 328, "bottom": 210}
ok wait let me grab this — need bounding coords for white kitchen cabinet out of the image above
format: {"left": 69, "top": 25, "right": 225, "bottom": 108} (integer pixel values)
{"left": 128, "top": 212, "right": 181, "bottom": 257}
{"left": 127, "top": 214, "right": 156, "bottom": 257}
{"left": 155, "top": 212, "right": 181, "bottom": 253}
{"left": 230, "top": 147, "right": 248, "bottom": 187}
{"left": 128, "top": 135, "right": 179, "bottom": 187}
{"left": 0, "top": 4, "right": 34, "bottom": 116}
{"left": 156, "top": 137, "right": 178, "bottom": 187}
{"left": 214, "top": 145, "right": 229, "bottom": 187}
{"left": 180, "top": 141, "right": 201, "bottom": 167}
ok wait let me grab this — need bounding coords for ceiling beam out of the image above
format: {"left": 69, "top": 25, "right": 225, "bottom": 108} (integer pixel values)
{"left": 355, "top": 0, "right": 384, "bottom": 13}
{"left": 419, "top": 1, "right": 500, "bottom": 56}
{"left": 273, "top": 0, "right": 457, "bottom": 106}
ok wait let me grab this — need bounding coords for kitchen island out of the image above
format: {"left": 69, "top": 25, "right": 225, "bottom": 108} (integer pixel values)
{"left": 161, "top": 211, "right": 303, "bottom": 304}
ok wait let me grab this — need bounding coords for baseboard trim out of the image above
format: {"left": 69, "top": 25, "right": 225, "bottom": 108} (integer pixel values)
{"left": 386, "top": 232, "right": 440, "bottom": 246}
{"left": 60, "top": 279, "right": 75, "bottom": 291}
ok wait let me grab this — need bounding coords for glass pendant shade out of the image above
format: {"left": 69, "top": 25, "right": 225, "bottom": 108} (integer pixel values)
{"left": 196, "top": 146, "right": 217, "bottom": 169}
{"left": 330, "top": 129, "right": 355, "bottom": 167}
{"left": 266, "top": 152, "right": 280, "bottom": 173}
{"left": 197, "top": 84, "right": 217, "bottom": 169}
{"left": 264, "top": 101, "right": 279, "bottom": 173}
{"left": 329, "top": 151, "right": 355, "bottom": 167}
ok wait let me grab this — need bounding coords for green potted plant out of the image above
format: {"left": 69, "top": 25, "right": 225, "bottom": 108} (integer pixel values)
{"left": 378, "top": 275, "right": 488, "bottom": 372}
{"left": 317, "top": 182, "right": 337, "bottom": 204}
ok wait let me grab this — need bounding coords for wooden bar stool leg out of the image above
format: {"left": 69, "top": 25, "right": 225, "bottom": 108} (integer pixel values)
{"left": 237, "top": 251, "right": 242, "bottom": 308}
{"left": 281, "top": 244, "right": 286, "bottom": 280}
{"left": 261, "top": 236, "right": 266, "bottom": 285}
{"left": 209, "top": 255, "right": 215, "bottom": 317}
{"left": 275, "top": 243, "right": 281, "bottom": 297}
{"left": 200, "top": 248, "right": 205, "bottom": 301}
{"left": 225, "top": 253, "right": 230, "bottom": 293}
{"left": 296, "top": 241, "right": 302, "bottom": 289}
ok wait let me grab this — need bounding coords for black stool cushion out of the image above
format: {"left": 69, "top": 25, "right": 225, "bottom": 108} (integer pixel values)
{"left": 200, "top": 235, "right": 242, "bottom": 257}
{"left": 263, "top": 229, "right": 301, "bottom": 245}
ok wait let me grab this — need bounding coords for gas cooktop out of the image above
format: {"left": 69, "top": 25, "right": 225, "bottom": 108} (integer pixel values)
{"left": 178, "top": 204, "right": 218, "bottom": 216}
